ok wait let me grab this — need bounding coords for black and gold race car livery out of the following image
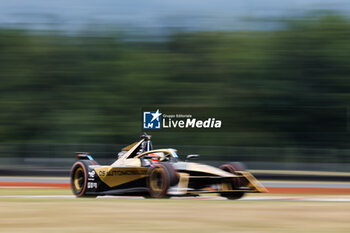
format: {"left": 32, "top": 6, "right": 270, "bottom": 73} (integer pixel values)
{"left": 71, "top": 134, "right": 267, "bottom": 199}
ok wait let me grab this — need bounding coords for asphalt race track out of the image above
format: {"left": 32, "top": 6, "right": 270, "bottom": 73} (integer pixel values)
{"left": 1, "top": 176, "right": 350, "bottom": 233}
{"left": 1, "top": 176, "right": 350, "bottom": 199}
{"left": 2, "top": 177, "right": 350, "bottom": 187}
{"left": 1, "top": 177, "right": 350, "bottom": 192}
{"left": 0, "top": 194, "right": 350, "bottom": 202}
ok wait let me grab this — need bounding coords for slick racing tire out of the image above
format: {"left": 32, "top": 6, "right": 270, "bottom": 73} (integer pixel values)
{"left": 220, "top": 162, "right": 248, "bottom": 187}
{"left": 146, "top": 163, "right": 177, "bottom": 198}
{"left": 161, "top": 163, "right": 179, "bottom": 186}
{"left": 221, "top": 192, "right": 245, "bottom": 200}
{"left": 219, "top": 162, "right": 247, "bottom": 200}
{"left": 71, "top": 160, "right": 98, "bottom": 198}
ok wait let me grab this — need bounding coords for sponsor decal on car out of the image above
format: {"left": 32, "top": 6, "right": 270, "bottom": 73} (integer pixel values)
{"left": 88, "top": 170, "right": 95, "bottom": 178}
{"left": 97, "top": 169, "right": 148, "bottom": 177}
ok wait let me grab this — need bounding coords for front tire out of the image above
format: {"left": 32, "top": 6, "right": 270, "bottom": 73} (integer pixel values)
{"left": 146, "top": 163, "right": 176, "bottom": 198}
{"left": 219, "top": 162, "right": 247, "bottom": 200}
{"left": 221, "top": 192, "right": 245, "bottom": 200}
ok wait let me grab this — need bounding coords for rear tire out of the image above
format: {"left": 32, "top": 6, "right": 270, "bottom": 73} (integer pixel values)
{"left": 70, "top": 160, "right": 98, "bottom": 198}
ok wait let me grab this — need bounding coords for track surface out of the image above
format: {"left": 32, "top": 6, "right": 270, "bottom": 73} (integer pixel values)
{"left": 1, "top": 177, "right": 350, "bottom": 194}
{"left": 0, "top": 194, "right": 350, "bottom": 202}
{"left": 1, "top": 197, "right": 349, "bottom": 233}
{"left": 1, "top": 177, "right": 350, "bottom": 187}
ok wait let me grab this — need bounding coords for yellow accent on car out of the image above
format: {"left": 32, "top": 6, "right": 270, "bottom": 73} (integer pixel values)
{"left": 95, "top": 167, "right": 149, "bottom": 187}
{"left": 74, "top": 167, "right": 83, "bottom": 192}
{"left": 149, "top": 168, "right": 163, "bottom": 193}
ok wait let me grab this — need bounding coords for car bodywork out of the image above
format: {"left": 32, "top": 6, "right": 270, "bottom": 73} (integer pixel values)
{"left": 70, "top": 135, "right": 267, "bottom": 198}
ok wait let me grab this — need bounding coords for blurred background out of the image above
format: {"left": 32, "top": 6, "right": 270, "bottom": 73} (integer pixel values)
{"left": 0, "top": 0, "right": 349, "bottom": 175}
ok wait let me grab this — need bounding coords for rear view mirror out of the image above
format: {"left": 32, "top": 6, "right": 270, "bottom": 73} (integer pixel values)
{"left": 186, "top": 154, "right": 200, "bottom": 161}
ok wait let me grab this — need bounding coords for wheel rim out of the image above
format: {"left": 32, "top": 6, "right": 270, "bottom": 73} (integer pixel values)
{"left": 73, "top": 167, "right": 84, "bottom": 192}
{"left": 150, "top": 168, "right": 164, "bottom": 194}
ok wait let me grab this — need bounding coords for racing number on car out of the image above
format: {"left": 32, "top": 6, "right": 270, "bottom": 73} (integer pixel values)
{"left": 87, "top": 182, "right": 97, "bottom": 189}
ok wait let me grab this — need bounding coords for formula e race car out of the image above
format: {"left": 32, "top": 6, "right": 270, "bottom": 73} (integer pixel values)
{"left": 70, "top": 133, "right": 267, "bottom": 199}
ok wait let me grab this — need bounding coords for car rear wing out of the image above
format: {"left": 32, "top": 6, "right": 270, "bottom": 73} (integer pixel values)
{"left": 75, "top": 152, "right": 95, "bottom": 161}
